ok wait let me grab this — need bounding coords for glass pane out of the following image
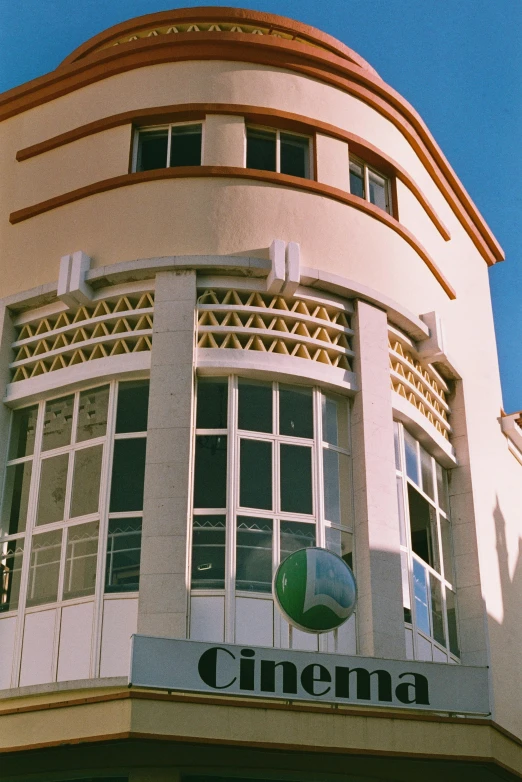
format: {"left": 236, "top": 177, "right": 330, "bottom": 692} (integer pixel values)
{"left": 63, "top": 521, "right": 99, "bottom": 600}
{"left": 193, "top": 435, "right": 227, "bottom": 509}
{"left": 393, "top": 421, "right": 401, "bottom": 470}
{"left": 191, "top": 515, "right": 226, "bottom": 589}
{"left": 420, "top": 447, "right": 435, "bottom": 499}
{"left": 240, "top": 439, "right": 272, "bottom": 510}
{"left": 37, "top": 453, "right": 69, "bottom": 526}
{"left": 430, "top": 575, "right": 445, "bottom": 646}
{"left": 407, "top": 484, "right": 439, "bottom": 571}
{"left": 238, "top": 379, "right": 272, "bottom": 433}
{"left": 26, "top": 529, "right": 62, "bottom": 607}
{"left": 110, "top": 439, "right": 146, "bottom": 512}
{"left": 196, "top": 378, "right": 228, "bottom": 429}
{"left": 1, "top": 461, "right": 32, "bottom": 536}
{"left": 280, "top": 444, "right": 312, "bottom": 515}
{"left": 349, "top": 161, "right": 364, "bottom": 198}
{"left": 137, "top": 129, "right": 168, "bottom": 171}
{"left": 396, "top": 476, "right": 406, "bottom": 546}
{"left": 41, "top": 395, "right": 74, "bottom": 451}
{"left": 0, "top": 540, "right": 24, "bottom": 612}
{"left": 325, "top": 527, "right": 353, "bottom": 569}
{"left": 446, "top": 589, "right": 460, "bottom": 656}
{"left": 323, "top": 449, "right": 352, "bottom": 526}
{"left": 70, "top": 445, "right": 103, "bottom": 518}
{"left": 412, "top": 558, "right": 430, "bottom": 636}
{"left": 404, "top": 429, "right": 419, "bottom": 485}
{"left": 436, "top": 463, "right": 449, "bottom": 513}
{"left": 170, "top": 124, "right": 202, "bottom": 167}
{"left": 440, "top": 516, "right": 454, "bottom": 583}
{"left": 280, "top": 521, "right": 315, "bottom": 562}
{"left": 105, "top": 517, "right": 142, "bottom": 593}
{"left": 400, "top": 549, "right": 412, "bottom": 621}
{"left": 322, "top": 395, "right": 349, "bottom": 450}
{"left": 246, "top": 127, "right": 276, "bottom": 171}
{"left": 279, "top": 385, "right": 313, "bottom": 439}
{"left": 368, "top": 170, "right": 388, "bottom": 211}
{"left": 116, "top": 381, "right": 149, "bottom": 433}
{"left": 9, "top": 405, "right": 38, "bottom": 459}
{"left": 236, "top": 516, "right": 273, "bottom": 592}
{"left": 77, "top": 385, "right": 109, "bottom": 442}
{"left": 280, "top": 133, "right": 309, "bottom": 178}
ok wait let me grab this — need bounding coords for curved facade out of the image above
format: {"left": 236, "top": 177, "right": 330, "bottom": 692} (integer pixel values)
{"left": 0, "top": 8, "right": 520, "bottom": 781}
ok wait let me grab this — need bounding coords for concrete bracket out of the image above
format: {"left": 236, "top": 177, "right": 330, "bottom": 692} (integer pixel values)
{"left": 267, "top": 239, "right": 286, "bottom": 293}
{"left": 282, "top": 241, "right": 301, "bottom": 296}
{"left": 418, "top": 310, "right": 461, "bottom": 380}
{"left": 57, "top": 251, "right": 93, "bottom": 307}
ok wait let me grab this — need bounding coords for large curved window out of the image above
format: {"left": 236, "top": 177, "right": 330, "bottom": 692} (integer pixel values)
{"left": 394, "top": 422, "right": 459, "bottom": 662}
{"left": 0, "top": 380, "right": 149, "bottom": 614}
{"left": 190, "top": 376, "right": 354, "bottom": 652}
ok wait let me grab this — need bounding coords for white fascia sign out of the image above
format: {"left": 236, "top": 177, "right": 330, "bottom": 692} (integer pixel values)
{"left": 130, "top": 636, "right": 490, "bottom": 716}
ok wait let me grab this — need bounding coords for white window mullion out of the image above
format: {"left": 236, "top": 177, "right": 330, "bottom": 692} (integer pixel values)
{"left": 363, "top": 164, "right": 370, "bottom": 202}
{"left": 225, "top": 376, "right": 238, "bottom": 643}
{"left": 314, "top": 387, "right": 325, "bottom": 549}
{"left": 166, "top": 124, "right": 173, "bottom": 168}
{"left": 275, "top": 131, "right": 281, "bottom": 174}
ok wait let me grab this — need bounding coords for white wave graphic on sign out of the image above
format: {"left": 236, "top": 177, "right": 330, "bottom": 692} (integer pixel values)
{"left": 302, "top": 548, "right": 353, "bottom": 619}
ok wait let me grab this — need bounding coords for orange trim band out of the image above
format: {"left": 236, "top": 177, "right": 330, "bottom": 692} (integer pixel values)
{"left": 8, "top": 166, "right": 456, "bottom": 299}
{"left": 15, "top": 103, "right": 450, "bottom": 242}
{"left": 0, "top": 29, "right": 502, "bottom": 264}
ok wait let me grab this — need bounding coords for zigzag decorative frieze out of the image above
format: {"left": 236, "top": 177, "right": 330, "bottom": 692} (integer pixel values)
{"left": 197, "top": 289, "right": 353, "bottom": 371}
{"left": 10, "top": 292, "right": 154, "bottom": 382}
{"left": 388, "top": 325, "right": 451, "bottom": 440}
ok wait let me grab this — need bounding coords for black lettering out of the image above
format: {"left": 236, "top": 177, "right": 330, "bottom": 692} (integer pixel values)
{"left": 395, "top": 672, "right": 430, "bottom": 705}
{"left": 260, "top": 660, "right": 298, "bottom": 695}
{"left": 239, "top": 648, "right": 256, "bottom": 691}
{"left": 198, "top": 647, "right": 236, "bottom": 689}
{"left": 301, "top": 664, "right": 331, "bottom": 696}
{"left": 335, "top": 667, "right": 392, "bottom": 702}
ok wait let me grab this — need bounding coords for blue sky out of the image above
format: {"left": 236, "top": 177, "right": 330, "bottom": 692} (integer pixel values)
{"left": 1, "top": 1, "right": 521, "bottom": 411}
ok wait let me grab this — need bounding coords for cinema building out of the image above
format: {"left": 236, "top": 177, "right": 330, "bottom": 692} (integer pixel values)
{"left": 0, "top": 6, "right": 520, "bottom": 780}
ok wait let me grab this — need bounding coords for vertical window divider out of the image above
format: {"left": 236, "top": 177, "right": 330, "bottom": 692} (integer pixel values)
{"left": 165, "top": 124, "right": 173, "bottom": 169}
{"left": 314, "top": 388, "right": 325, "bottom": 549}
{"left": 272, "top": 382, "right": 283, "bottom": 648}
{"left": 363, "top": 163, "right": 370, "bottom": 201}
{"left": 92, "top": 380, "right": 118, "bottom": 678}
{"left": 225, "top": 376, "right": 238, "bottom": 643}
{"left": 11, "top": 399, "right": 45, "bottom": 687}
{"left": 275, "top": 130, "right": 281, "bottom": 173}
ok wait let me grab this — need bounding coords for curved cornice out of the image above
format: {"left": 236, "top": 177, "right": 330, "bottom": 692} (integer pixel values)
{"left": 0, "top": 9, "right": 503, "bottom": 265}
{"left": 8, "top": 166, "right": 457, "bottom": 300}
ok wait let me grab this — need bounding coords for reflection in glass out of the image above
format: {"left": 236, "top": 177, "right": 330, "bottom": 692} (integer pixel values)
{"left": 323, "top": 449, "right": 351, "bottom": 526}
{"left": 446, "top": 589, "right": 460, "bottom": 656}
{"left": 240, "top": 439, "right": 272, "bottom": 510}
{"left": 236, "top": 517, "right": 273, "bottom": 592}
{"left": 191, "top": 516, "right": 226, "bottom": 589}
{"left": 349, "top": 160, "right": 364, "bottom": 198}
{"left": 0, "top": 541, "right": 24, "bottom": 612}
{"left": 279, "top": 385, "right": 313, "bottom": 438}
{"left": 193, "top": 436, "right": 227, "bottom": 509}
{"left": 115, "top": 381, "right": 149, "bottom": 434}
{"left": 396, "top": 476, "right": 406, "bottom": 546}
{"left": 368, "top": 170, "right": 388, "bottom": 211}
{"left": 26, "top": 530, "right": 62, "bottom": 607}
{"left": 77, "top": 385, "right": 109, "bottom": 442}
{"left": 400, "top": 549, "right": 412, "bottom": 623}
{"left": 393, "top": 420, "right": 401, "bottom": 470}
{"left": 137, "top": 129, "right": 168, "bottom": 171}
{"left": 322, "top": 394, "right": 349, "bottom": 450}
{"left": 37, "top": 453, "right": 69, "bottom": 526}
{"left": 408, "top": 484, "right": 439, "bottom": 571}
{"left": 110, "top": 439, "right": 147, "bottom": 512}
{"left": 238, "top": 379, "right": 272, "bottom": 433}
{"left": 430, "top": 575, "right": 445, "bottom": 646}
{"left": 42, "top": 395, "right": 74, "bottom": 451}
{"left": 280, "top": 444, "right": 312, "bottom": 514}
{"left": 420, "top": 446, "right": 434, "bottom": 499}
{"left": 246, "top": 127, "right": 276, "bottom": 171}
{"left": 325, "top": 527, "right": 353, "bottom": 569}
{"left": 440, "top": 517, "right": 454, "bottom": 583}
{"left": 413, "top": 558, "right": 430, "bottom": 636}
{"left": 404, "top": 429, "right": 419, "bottom": 485}
{"left": 280, "top": 133, "right": 309, "bottom": 178}
{"left": 70, "top": 446, "right": 103, "bottom": 518}
{"left": 63, "top": 521, "right": 99, "bottom": 600}
{"left": 105, "top": 518, "right": 142, "bottom": 592}
{"left": 436, "top": 463, "right": 449, "bottom": 513}
{"left": 170, "top": 124, "right": 202, "bottom": 167}
{"left": 1, "top": 461, "right": 32, "bottom": 536}
{"left": 196, "top": 378, "right": 228, "bottom": 429}
{"left": 280, "top": 521, "right": 315, "bottom": 561}
{"left": 9, "top": 406, "right": 38, "bottom": 459}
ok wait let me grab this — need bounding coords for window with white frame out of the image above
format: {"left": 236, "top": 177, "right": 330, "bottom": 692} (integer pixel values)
{"left": 191, "top": 377, "right": 353, "bottom": 645}
{"left": 349, "top": 155, "right": 391, "bottom": 214}
{"left": 134, "top": 122, "right": 203, "bottom": 172}
{"left": 246, "top": 126, "right": 312, "bottom": 179}
{"left": 394, "top": 421, "right": 459, "bottom": 662}
{"left": 0, "top": 380, "right": 149, "bottom": 615}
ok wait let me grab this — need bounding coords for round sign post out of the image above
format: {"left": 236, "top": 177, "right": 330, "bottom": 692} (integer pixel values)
{"left": 273, "top": 547, "right": 357, "bottom": 634}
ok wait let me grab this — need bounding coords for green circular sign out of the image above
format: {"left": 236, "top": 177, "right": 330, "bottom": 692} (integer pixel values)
{"left": 273, "top": 547, "right": 357, "bottom": 633}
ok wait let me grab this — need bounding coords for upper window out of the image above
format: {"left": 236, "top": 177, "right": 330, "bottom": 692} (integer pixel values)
{"left": 246, "top": 126, "right": 311, "bottom": 179}
{"left": 134, "top": 123, "right": 202, "bottom": 172}
{"left": 349, "top": 156, "right": 391, "bottom": 214}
